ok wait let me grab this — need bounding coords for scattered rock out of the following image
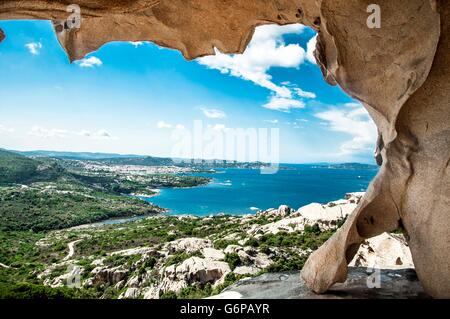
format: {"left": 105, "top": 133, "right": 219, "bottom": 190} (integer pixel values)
{"left": 278, "top": 205, "right": 291, "bottom": 217}
{"left": 143, "top": 285, "right": 161, "bottom": 299}
{"left": 91, "top": 266, "right": 128, "bottom": 286}
{"left": 169, "top": 257, "right": 231, "bottom": 285}
{"left": 165, "top": 238, "right": 212, "bottom": 254}
{"left": 202, "top": 247, "right": 225, "bottom": 260}
{"left": 119, "top": 287, "right": 140, "bottom": 299}
{"left": 233, "top": 266, "right": 260, "bottom": 276}
{"left": 224, "top": 245, "right": 242, "bottom": 254}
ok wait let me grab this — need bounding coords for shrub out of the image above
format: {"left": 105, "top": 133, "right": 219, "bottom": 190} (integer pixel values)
{"left": 224, "top": 253, "right": 241, "bottom": 270}
{"left": 160, "top": 291, "right": 178, "bottom": 299}
{"left": 245, "top": 237, "right": 259, "bottom": 247}
{"left": 0, "top": 282, "right": 76, "bottom": 299}
{"left": 213, "top": 239, "right": 239, "bottom": 250}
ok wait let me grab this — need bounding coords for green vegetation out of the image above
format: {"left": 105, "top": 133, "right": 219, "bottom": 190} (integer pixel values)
{"left": 0, "top": 213, "right": 344, "bottom": 299}
{"left": 0, "top": 183, "right": 163, "bottom": 231}
{"left": 0, "top": 149, "right": 349, "bottom": 299}
{"left": 160, "top": 273, "right": 249, "bottom": 299}
{"left": 244, "top": 224, "right": 335, "bottom": 251}
{"left": 265, "top": 254, "right": 308, "bottom": 272}
{"left": 0, "top": 150, "right": 212, "bottom": 232}
{"left": 0, "top": 282, "right": 83, "bottom": 299}
{"left": 224, "top": 253, "right": 241, "bottom": 270}
{"left": 0, "top": 150, "right": 64, "bottom": 185}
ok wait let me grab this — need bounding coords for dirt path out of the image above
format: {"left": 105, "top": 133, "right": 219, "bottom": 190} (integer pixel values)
{"left": 63, "top": 239, "right": 83, "bottom": 261}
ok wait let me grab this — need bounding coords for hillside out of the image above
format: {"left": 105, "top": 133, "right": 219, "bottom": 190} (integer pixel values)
{"left": 0, "top": 150, "right": 208, "bottom": 231}
{"left": 0, "top": 193, "right": 413, "bottom": 299}
{"left": 15, "top": 150, "right": 143, "bottom": 160}
{"left": 0, "top": 150, "right": 65, "bottom": 185}
{"left": 97, "top": 156, "right": 175, "bottom": 166}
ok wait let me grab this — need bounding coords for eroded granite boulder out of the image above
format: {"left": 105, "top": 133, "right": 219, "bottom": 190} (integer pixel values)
{"left": 210, "top": 268, "right": 428, "bottom": 299}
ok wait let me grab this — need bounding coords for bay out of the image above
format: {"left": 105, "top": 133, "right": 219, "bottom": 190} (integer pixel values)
{"left": 144, "top": 164, "right": 378, "bottom": 216}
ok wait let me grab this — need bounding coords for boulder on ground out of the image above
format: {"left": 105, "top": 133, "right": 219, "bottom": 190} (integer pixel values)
{"left": 350, "top": 233, "right": 414, "bottom": 269}
{"left": 167, "top": 256, "right": 231, "bottom": 285}
{"left": 165, "top": 238, "right": 212, "bottom": 254}
{"left": 202, "top": 247, "right": 225, "bottom": 260}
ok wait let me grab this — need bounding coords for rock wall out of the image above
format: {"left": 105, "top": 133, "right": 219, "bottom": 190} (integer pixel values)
{"left": 0, "top": 0, "right": 448, "bottom": 298}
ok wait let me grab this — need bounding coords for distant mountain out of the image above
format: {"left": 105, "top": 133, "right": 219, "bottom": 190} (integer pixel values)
{"left": 14, "top": 150, "right": 143, "bottom": 160}
{"left": 312, "top": 162, "right": 378, "bottom": 170}
{"left": 9, "top": 149, "right": 267, "bottom": 168}
{"left": 5, "top": 150, "right": 376, "bottom": 170}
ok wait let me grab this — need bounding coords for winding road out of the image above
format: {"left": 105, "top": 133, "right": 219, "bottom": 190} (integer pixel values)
{"left": 63, "top": 239, "right": 83, "bottom": 261}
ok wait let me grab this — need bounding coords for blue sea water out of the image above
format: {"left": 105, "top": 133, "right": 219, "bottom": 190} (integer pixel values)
{"left": 144, "top": 165, "right": 378, "bottom": 216}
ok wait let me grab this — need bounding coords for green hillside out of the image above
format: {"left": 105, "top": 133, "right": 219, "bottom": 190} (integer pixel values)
{"left": 0, "top": 150, "right": 65, "bottom": 185}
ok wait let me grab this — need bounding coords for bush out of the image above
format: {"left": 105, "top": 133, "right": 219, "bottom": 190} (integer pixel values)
{"left": 178, "top": 283, "right": 212, "bottom": 299}
{"left": 266, "top": 254, "right": 307, "bottom": 272}
{"left": 245, "top": 238, "right": 259, "bottom": 247}
{"left": 224, "top": 253, "right": 241, "bottom": 270}
{"left": 213, "top": 239, "right": 239, "bottom": 250}
{"left": 160, "top": 291, "right": 178, "bottom": 299}
{"left": 0, "top": 282, "right": 77, "bottom": 299}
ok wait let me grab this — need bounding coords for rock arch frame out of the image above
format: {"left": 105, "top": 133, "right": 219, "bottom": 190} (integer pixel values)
{"left": 0, "top": 0, "right": 448, "bottom": 298}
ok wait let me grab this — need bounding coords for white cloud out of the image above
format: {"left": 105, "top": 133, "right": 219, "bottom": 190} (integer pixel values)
{"left": 77, "top": 56, "right": 103, "bottom": 68}
{"left": 198, "top": 24, "right": 306, "bottom": 98}
{"left": 315, "top": 103, "right": 377, "bottom": 155}
{"left": 198, "top": 25, "right": 319, "bottom": 113}
{"left": 175, "top": 124, "right": 185, "bottom": 130}
{"left": 156, "top": 121, "right": 172, "bottom": 129}
{"left": 77, "top": 130, "right": 91, "bottom": 137}
{"left": 263, "top": 96, "right": 305, "bottom": 112}
{"left": 28, "top": 126, "right": 68, "bottom": 138}
{"left": 129, "top": 41, "right": 144, "bottom": 48}
{"left": 294, "top": 88, "right": 316, "bottom": 99}
{"left": 28, "top": 126, "right": 114, "bottom": 139}
{"left": 200, "top": 107, "right": 226, "bottom": 119}
{"left": 264, "top": 119, "right": 279, "bottom": 124}
{"left": 344, "top": 102, "right": 362, "bottom": 108}
{"left": 0, "top": 124, "right": 14, "bottom": 133}
{"left": 25, "top": 42, "right": 42, "bottom": 55}
{"left": 94, "top": 129, "right": 111, "bottom": 139}
{"left": 306, "top": 35, "right": 317, "bottom": 64}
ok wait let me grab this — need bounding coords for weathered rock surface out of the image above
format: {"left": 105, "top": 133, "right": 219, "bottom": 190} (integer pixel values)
{"left": 166, "top": 256, "right": 231, "bottom": 285}
{"left": 210, "top": 268, "right": 429, "bottom": 299}
{"left": 0, "top": 0, "right": 448, "bottom": 298}
{"left": 350, "top": 233, "right": 414, "bottom": 270}
{"left": 119, "top": 287, "right": 140, "bottom": 299}
{"left": 90, "top": 266, "right": 128, "bottom": 286}
{"left": 36, "top": 195, "right": 414, "bottom": 298}
{"left": 202, "top": 247, "right": 225, "bottom": 261}
{"left": 165, "top": 237, "right": 212, "bottom": 254}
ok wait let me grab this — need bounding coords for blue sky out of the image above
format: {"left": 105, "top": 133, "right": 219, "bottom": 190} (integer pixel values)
{"left": 0, "top": 20, "right": 377, "bottom": 164}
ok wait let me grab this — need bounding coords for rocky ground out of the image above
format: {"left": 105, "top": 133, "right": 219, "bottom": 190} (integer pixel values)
{"left": 210, "top": 268, "right": 426, "bottom": 299}
{"left": 29, "top": 192, "right": 414, "bottom": 299}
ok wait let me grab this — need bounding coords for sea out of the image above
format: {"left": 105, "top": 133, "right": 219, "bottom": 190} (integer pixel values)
{"left": 143, "top": 164, "right": 378, "bottom": 216}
